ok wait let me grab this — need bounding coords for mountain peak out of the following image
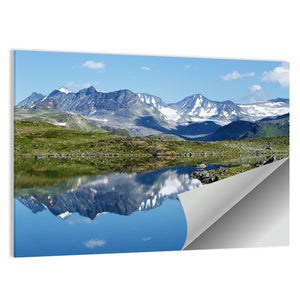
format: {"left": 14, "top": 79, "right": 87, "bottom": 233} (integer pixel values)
{"left": 87, "top": 85, "right": 96, "bottom": 91}
{"left": 76, "top": 86, "right": 98, "bottom": 96}
{"left": 193, "top": 94, "right": 205, "bottom": 98}
{"left": 222, "top": 100, "right": 235, "bottom": 105}
{"left": 30, "top": 92, "right": 41, "bottom": 96}
{"left": 58, "top": 87, "right": 72, "bottom": 94}
{"left": 81, "top": 86, "right": 98, "bottom": 94}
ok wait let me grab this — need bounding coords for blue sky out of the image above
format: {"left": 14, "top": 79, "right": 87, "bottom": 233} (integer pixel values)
{"left": 14, "top": 50, "right": 289, "bottom": 105}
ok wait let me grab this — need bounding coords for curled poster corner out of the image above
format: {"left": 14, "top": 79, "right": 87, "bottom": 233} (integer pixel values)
{"left": 179, "top": 158, "right": 289, "bottom": 250}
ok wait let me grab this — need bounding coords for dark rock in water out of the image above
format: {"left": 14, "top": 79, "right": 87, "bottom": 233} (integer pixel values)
{"left": 253, "top": 156, "right": 275, "bottom": 167}
{"left": 191, "top": 170, "right": 218, "bottom": 184}
{"left": 263, "top": 156, "right": 275, "bottom": 165}
{"left": 194, "top": 163, "right": 207, "bottom": 170}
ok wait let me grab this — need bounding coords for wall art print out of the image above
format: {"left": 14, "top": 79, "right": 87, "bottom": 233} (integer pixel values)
{"left": 14, "top": 51, "right": 289, "bottom": 257}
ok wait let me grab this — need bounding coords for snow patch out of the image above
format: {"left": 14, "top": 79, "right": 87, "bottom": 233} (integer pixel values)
{"left": 238, "top": 102, "right": 289, "bottom": 119}
{"left": 53, "top": 122, "right": 67, "bottom": 126}
{"left": 58, "top": 211, "right": 73, "bottom": 220}
{"left": 159, "top": 107, "right": 180, "bottom": 121}
{"left": 96, "top": 88, "right": 107, "bottom": 93}
{"left": 58, "top": 87, "right": 72, "bottom": 94}
{"left": 189, "top": 96, "right": 203, "bottom": 115}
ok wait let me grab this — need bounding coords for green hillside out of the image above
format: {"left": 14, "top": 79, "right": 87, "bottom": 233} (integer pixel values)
{"left": 203, "top": 114, "right": 289, "bottom": 141}
{"left": 14, "top": 119, "right": 288, "bottom": 156}
{"left": 14, "top": 107, "right": 129, "bottom": 136}
{"left": 240, "top": 115, "right": 289, "bottom": 139}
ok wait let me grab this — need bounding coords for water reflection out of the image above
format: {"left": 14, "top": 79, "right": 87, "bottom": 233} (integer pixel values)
{"left": 15, "top": 166, "right": 202, "bottom": 219}
{"left": 14, "top": 164, "right": 235, "bottom": 256}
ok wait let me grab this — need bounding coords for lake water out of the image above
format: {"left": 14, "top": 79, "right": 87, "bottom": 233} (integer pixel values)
{"left": 14, "top": 164, "right": 224, "bottom": 257}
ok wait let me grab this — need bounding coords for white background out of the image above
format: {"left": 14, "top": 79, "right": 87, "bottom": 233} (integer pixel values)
{"left": 1, "top": 1, "right": 299, "bottom": 299}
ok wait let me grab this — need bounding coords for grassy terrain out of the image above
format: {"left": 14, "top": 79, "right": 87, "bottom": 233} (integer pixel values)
{"left": 241, "top": 116, "right": 289, "bottom": 139}
{"left": 203, "top": 114, "right": 289, "bottom": 141}
{"left": 14, "top": 119, "right": 289, "bottom": 156}
{"left": 14, "top": 108, "right": 107, "bottom": 132}
{"left": 14, "top": 119, "right": 289, "bottom": 189}
{"left": 14, "top": 107, "right": 129, "bottom": 136}
{"left": 148, "top": 133, "right": 185, "bottom": 141}
{"left": 205, "top": 165, "right": 256, "bottom": 181}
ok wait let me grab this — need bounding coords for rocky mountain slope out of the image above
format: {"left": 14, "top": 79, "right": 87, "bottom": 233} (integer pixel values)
{"left": 16, "top": 86, "right": 289, "bottom": 138}
{"left": 137, "top": 93, "right": 289, "bottom": 124}
{"left": 18, "top": 87, "right": 171, "bottom": 136}
{"left": 14, "top": 107, "right": 129, "bottom": 135}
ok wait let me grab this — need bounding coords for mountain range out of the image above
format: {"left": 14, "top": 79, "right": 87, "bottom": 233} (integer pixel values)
{"left": 16, "top": 86, "right": 289, "bottom": 139}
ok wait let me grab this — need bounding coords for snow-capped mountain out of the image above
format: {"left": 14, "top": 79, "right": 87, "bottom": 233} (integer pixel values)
{"left": 57, "top": 86, "right": 72, "bottom": 94}
{"left": 137, "top": 93, "right": 289, "bottom": 125}
{"left": 16, "top": 86, "right": 289, "bottom": 137}
{"left": 137, "top": 93, "right": 166, "bottom": 109}
{"left": 17, "top": 86, "right": 172, "bottom": 136}
{"left": 137, "top": 93, "right": 181, "bottom": 122}
{"left": 169, "top": 94, "right": 244, "bottom": 124}
{"left": 238, "top": 98, "right": 289, "bottom": 121}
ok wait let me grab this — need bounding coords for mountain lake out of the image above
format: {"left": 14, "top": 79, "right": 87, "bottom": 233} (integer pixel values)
{"left": 14, "top": 164, "right": 231, "bottom": 257}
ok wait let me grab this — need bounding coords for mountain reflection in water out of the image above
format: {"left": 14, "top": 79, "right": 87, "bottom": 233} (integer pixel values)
{"left": 14, "top": 164, "right": 233, "bottom": 257}
{"left": 15, "top": 166, "right": 203, "bottom": 219}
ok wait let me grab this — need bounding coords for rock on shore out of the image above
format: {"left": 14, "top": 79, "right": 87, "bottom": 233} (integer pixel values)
{"left": 191, "top": 170, "right": 219, "bottom": 184}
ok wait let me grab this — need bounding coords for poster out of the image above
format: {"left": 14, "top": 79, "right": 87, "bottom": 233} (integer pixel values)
{"left": 14, "top": 51, "right": 289, "bottom": 257}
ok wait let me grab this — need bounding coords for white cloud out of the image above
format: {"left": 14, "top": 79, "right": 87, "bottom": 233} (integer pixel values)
{"left": 83, "top": 239, "right": 106, "bottom": 249}
{"left": 249, "top": 84, "right": 262, "bottom": 93}
{"left": 184, "top": 64, "right": 191, "bottom": 69}
{"left": 248, "top": 84, "right": 268, "bottom": 103}
{"left": 221, "top": 71, "right": 255, "bottom": 80}
{"left": 142, "top": 237, "right": 151, "bottom": 242}
{"left": 141, "top": 66, "right": 150, "bottom": 71}
{"left": 82, "top": 60, "right": 105, "bottom": 70}
{"left": 261, "top": 62, "right": 289, "bottom": 87}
